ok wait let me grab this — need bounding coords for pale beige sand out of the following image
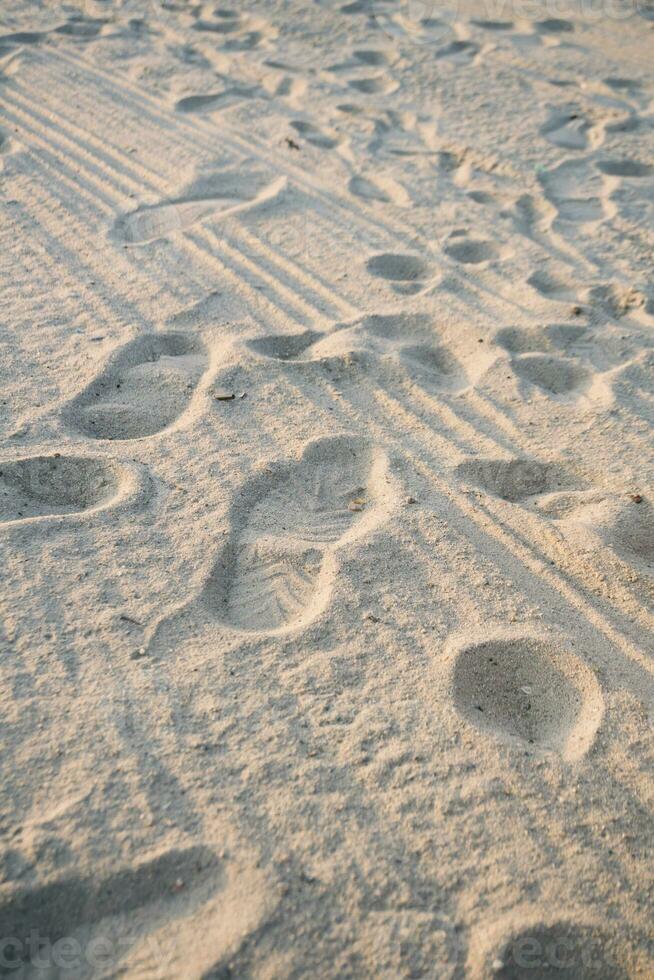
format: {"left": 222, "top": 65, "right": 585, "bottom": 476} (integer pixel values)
{"left": 0, "top": 0, "right": 653, "bottom": 977}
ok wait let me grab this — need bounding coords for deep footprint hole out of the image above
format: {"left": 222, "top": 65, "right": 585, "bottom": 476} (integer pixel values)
{"left": 452, "top": 638, "right": 601, "bottom": 757}
{"left": 366, "top": 253, "right": 430, "bottom": 282}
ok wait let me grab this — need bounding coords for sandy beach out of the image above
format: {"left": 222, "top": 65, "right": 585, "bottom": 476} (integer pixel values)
{"left": 0, "top": 0, "right": 653, "bottom": 976}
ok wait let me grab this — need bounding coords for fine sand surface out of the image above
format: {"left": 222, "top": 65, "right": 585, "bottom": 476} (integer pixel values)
{"left": 0, "top": 0, "right": 653, "bottom": 976}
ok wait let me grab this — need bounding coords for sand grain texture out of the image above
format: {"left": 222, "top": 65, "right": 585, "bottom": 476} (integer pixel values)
{"left": 0, "top": 0, "right": 653, "bottom": 977}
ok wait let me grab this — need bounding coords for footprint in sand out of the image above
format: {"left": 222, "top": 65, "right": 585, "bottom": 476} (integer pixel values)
{"left": 540, "top": 106, "right": 602, "bottom": 151}
{"left": 526, "top": 267, "right": 578, "bottom": 300}
{"left": 0, "top": 847, "right": 217, "bottom": 966}
{"left": 372, "top": 6, "right": 457, "bottom": 48}
{"left": 193, "top": 10, "right": 245, "bottom": 34}
{"left": 455, "top": 457, "right": 577, "bottom": 503}
{"left": 443, "top": 233, "right": 505, "bottom": 265}
{"left": 112, "top": 168, "right": 285, "bottom": 245}
{"left": 502, "top": 319, "right": 631, "bottom": 370}
{"left": 246, "top": 321, "right": 365, "bottom": 369}
{"left": 511, "top": 353, "right": 593, "bottom": 400}
{"left": 469, "top": 916, "right": 634, "bottom": 979}
{"left": 290, "top": 120, "right": 341, "bottom": 150}
{"left": 366, "top": 252, "right": 434, "bottom": 295}
{"left": 489, "top": 319, "right": 617, "bottom": 404}
{"left": 352, "top": 48, "right": 395, "bottom": 66}
{"left": 537, "top": 492, "right": 654, "bottom": 573}
{"left": 606, "top": 352, "right": 654, "bottom": 423}
{"left": 191, "top": 9, "right": 273, "bottom": 50}
{"left": 175, "top": 85, "right": 260, "bottom": 114}
{"left": 494, "top": 323, "right": 590, "bottom": 356}
{"left": 246, "top": 329, "right": 324, "bottom": 362}
{"left": 448, "top": 633, "right": 603, "bottom": 759}
{"left": 398, "top": 344, "right": 468, "bottom": 392}
{"left": 0, "top": 455, "right": 134, "bottom": 524}
{"left": 261, "top": 72, "right": 307, "bottom": 105}
{"left": 535, "top": 17, "right": 575, "bottom": 34}
{"left": 435, "top": 39, "right": 480, "bottom": 61}
{"left": 64, "top": 333, "right": 209, "bottom": 441}
{"left": 54, "top": 15, "right": 108, "bottom": 40}
{"left": 458, "top": 455, "right": 653, "bottom": 572}
{"left": 524, "top": 354, "right": 620, "bottom": 410}
{"left": 340, "top": 0, "right": 370, "bottom": 12}
{"left": 538, "top": 160, "right": 610, "bottom": 225}
{"left": 603, "top": 76, "right": 642, "bottom": 95}
{"left": 246, "top": 313, "right": 468, "bottom": 390}
{"left": 0, "top": 844, "right": 273, "bottom": 977}
{"left": 595, "top": 158, "right": 654, "bottom": 179}
{"left": 348, "top": 174, "right": 410, "bottom": 206}
{"left": 347, "top": 76, "right": 398, "bottom": 95}
{"left": 583, "top": 282, "right": 647, "bottom": 319}
{"left": 0, "top": 31, "right": 46, "bottom": 46}
{"left": 471, "top": 19, "right": 514, "bottom": 31}
{"left": 202, "top": 436, "right": 391, "bottom": 633}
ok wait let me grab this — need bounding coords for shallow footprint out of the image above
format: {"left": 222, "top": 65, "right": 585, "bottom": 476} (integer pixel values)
{"left": 246, "top": 330, "right": 323, "bottom": 361}
{"left": 535, "top": 17, "right": 574, "bottom": 33}
{"left": 246, "top": 314, "right": 434, "bottom": 366}
{"left": 0, "top": 844, "right": 268, "bottom": 978}
{"left": 455, "top": 457, "right": 575, "bottom": 502}
{"left": 470, "top": 917, "right": 631, "bottom": 979}
{"left": 494, "top": 326, "right": 551, "bottom": 354}
{"left": 366, "top": 252, "right": 433, "bottom": 294}
{"left": 494, "top": 324, "right": 588, "bottom": 355}
{"left": 538, "top": 160, "right": 609, "bottom": 225}
{"left": 290, "top": 119, "right": 340, "bottom": 149}
{"left": 0, "top": 31, "right": 46, "bottom": 45}
{"left": 175, "top": 85, "right": 260, "bottom": 114}
{"left": 400, "top": 344, "right": 467, "bottom": 391}
{"left": 203, "top": 436, "right": 390, "bottom": 633}
{"left": 193, "top": 11, "right": 244, "bottom": 34}
{"left": 444, "top": 234, "right": 503, "bottom": 264}
{"left": 511, "top": 353, "right": 590, "bottom": 398}
{"left": 583, "top": 282, "right": 646, "bottom": 318}
{"left": 540, "top": 107, "right": 596, "bottom": 150}
{"left": 54, "top": 15, "right": 107, "bottom": 39}
{"left": 471, "top": 19, "right": 514, "bottom": 30}
{"left": 595, "top": 158, "right": 653, "bottom": 178}
{"left": 551, "top": 494, "right": 654, "bottom": 572}
{"left": 450, "top": 635, "right": 603, "bottom": 759}
{"left": 112, "top": 170, "right": 285, "bottom": 245}
{"left": 348, "top": 174, "right": 410, "bottom": 206}
{"left": 65, "top": 333, "right": 208, "bottom": 440}
{"left": 347, "top": 76, "right": 398, "bottom": 94}
{"left": 0, "top": 846, "right": 218, "bottom": 962}
{"left": 435, "top": 39, "right": 480, "bottom": 60}
{"left": 0, "top": 455, "right": 125, "bottom": 523}
{"left": 353, "top": 48, "right": 393, "bottom": 66}
{"left": 366, "top": 253, "right": 429, "bottom": 280}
